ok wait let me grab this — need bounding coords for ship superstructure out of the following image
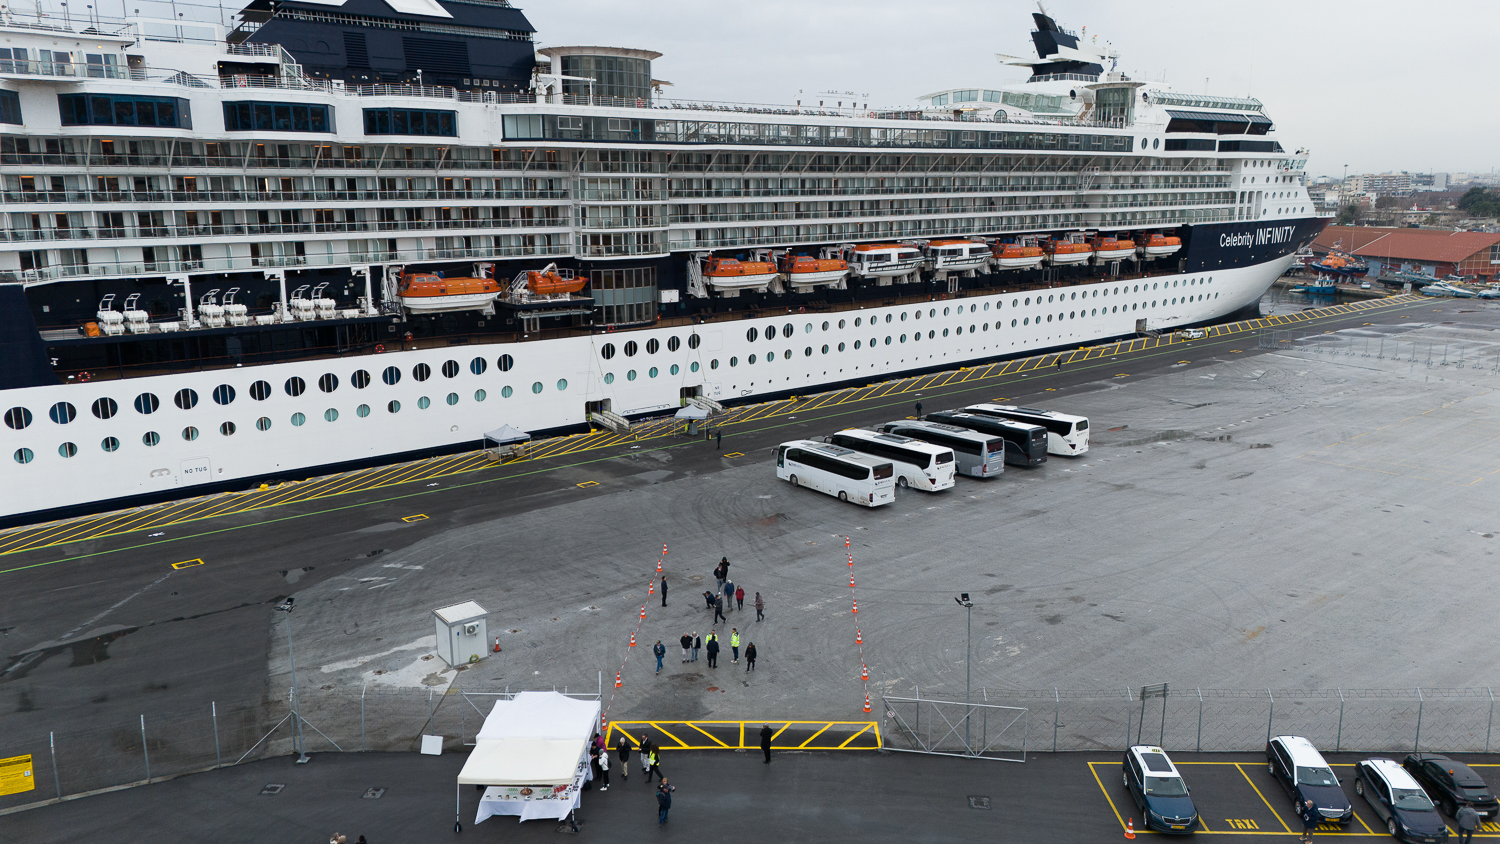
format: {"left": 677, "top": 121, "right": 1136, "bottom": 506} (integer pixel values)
{"left": 0, "top": 3, "right": 1326, "bottom": 523}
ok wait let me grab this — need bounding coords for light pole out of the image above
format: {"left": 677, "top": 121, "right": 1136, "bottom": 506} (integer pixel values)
{"left": 954, "top": 593, "right": 973, "bottom": 753}
{"left": 274, "top": 597, "right": 310, "bottom": 764}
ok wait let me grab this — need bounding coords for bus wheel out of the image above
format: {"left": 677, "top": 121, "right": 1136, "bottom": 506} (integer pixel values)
{"left": 897, "top": 477, "right": 909, "bottom": 489}
{"left": 788, "top": 475, "right": 798, "bottom": 487}
{"left": 838, "top": 491, "right": 848, "bottom": 502}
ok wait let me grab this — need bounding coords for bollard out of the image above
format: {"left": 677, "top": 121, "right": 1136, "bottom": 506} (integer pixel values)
{"left": 212, "top": 701, "right": 221, "bottom": 769}
{"left": 49, "top": 731, "right": 61, "bottom": 801}
{"left": 141, "top": 714, "right": 151, "bottom": 782}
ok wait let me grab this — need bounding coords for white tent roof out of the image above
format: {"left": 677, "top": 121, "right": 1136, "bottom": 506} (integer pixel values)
{"left": 456, "top": 737, "right": 582, "bottom": 786}
{"left": 483, "top": 425, "right": 530, "bottom": 445}
{"left": 476, "top": 691, "right": 600, "bottom": 741}
{"left": 673, "top": 405, "right": 710, "bottom": 419}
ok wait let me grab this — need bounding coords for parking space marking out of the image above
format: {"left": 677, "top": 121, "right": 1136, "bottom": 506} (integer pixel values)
{"left": 1087, "top": 761, "right": 1130, "bottom": 833}
{"left": 575, "top": 481, "right": 599, "bottom": 488}
{"left": 170, "top": 558, "right": 204, "bottom": 570}
{"left": 1224, "top": 819, "right": 1261, "bottom": 830}
{"left": 1233, "top": 763, "right": 1294, "bottom": 833}
{"left": 400, "top": 514, "right": 427, "bottom": 522}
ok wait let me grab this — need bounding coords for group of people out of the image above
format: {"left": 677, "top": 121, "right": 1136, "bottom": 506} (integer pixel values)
{"left": 650, "top": 556, "right": 766, "bottom": 676}
{"left": 589, "top": 727, "right": 778, "bottom": 826}
{"left": 701, "top": 557, "right": 765, "bottom": 624}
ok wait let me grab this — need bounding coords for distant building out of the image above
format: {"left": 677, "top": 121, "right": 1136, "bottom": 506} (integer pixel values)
{"left": 1313, "top": 226, "right": 1500, "bottom": 280}
{"left": 1347, "top": 172, "right": 1413, "bottom": 196}
{"left": 1412, "top": 173, "right": 1449, "bottom": 191}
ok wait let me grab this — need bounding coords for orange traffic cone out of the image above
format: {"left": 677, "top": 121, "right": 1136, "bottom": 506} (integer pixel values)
{"left": 1124, "top": 818, "right": 1135, "bottom": 839}
{"left": 860, "top": 664, "right": 869, "bottom": 682}
{"left": 656, "top": 558, "right": 663, "bottom": 574}
{"left": 845, "top": 536, "right": 850, "bottom": 548}
{"left": 649, "top": 581, "right": 655, "bottom": 595}
{"left": 852, "top": 598, "right": 859, "bottom": 614}
{"left": 855, "top": 629, "right": 862, "bottom": 645}
{"left": 662, "top": 543, "right": 668, "bottom": 557}
{"left": 847, "top": 554, "right": 854, "bottom": 567}
{"left": 629, "top": 632, "right": 637, "bottom": 648}
{"left": 493, "top": 636, "right": 501, "bottom": 653}
{"left": 863, "top": 694, "right": 871, "bottom": 713}
{"left": 849, "top": 573, "right": 856, "bottom": 588}
{"left": 640, "top": 606, "right": 647, "bottom": 620}
{"left": 615, "top": 671, "right": 622, "bottom": 688}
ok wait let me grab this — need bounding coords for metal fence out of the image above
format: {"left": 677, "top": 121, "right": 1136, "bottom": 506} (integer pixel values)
{"left": 1258, "top": 327, "right": 1500, "bottom": 371}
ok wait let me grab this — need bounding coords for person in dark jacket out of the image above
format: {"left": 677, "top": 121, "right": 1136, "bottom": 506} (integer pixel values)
{"left": 760, "top": 724, "right": 773, "bottom": 763}
{"left": 754, "top": 592, "right": 764, "bottom": 622}
{"left": 655, "top": 779, "right": 675, "bottom": 825}
{"left": 735, "top": 585, "right": 745, "bottom": 610}
{"left": 713, "top": 594, "right": 726, "bottom": 625}
{"left": 705, "top": 632, "right": 720, "bottom": 668}
{"left": 1298, "top": 799, "right": 1318, "bottom": 843}
{"left": 660, "top": 576, "right": 668, "bottom": 607}
{"left": 745, "top": 642, "right": 757, "bottom": 672}
{"left": 702, "top": 589, "right": 716, "bottom": 611}
{"left": 691, "top": 632, "right": 701, "bottom": 662}
{"left": 1457, "top": 805, "right": 1480, "bottom": 844}
{"left": 638, "top": 735, "right": 653, "bottom": 779}
{"left": 616, "top": 734, "right": 630, "bottom": 781}
{"left": 679, "top": 632, "right": 692, "bottom": 663}
{"left": 652, "top": 640, "right": 666, "bottom": 674}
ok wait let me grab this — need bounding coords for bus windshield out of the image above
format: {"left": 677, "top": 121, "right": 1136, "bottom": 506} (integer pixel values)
{"left": 935, "top": 452, "right": 954, "bottom": 464}
{"left": 872, "top": 464, "right": 893, "bottom": 480}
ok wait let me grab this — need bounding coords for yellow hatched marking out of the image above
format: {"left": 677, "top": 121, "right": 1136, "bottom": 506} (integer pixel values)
{"left": 837, "top": 723, "right": 874, "bottom": 748}
{"left": 575, "top": 481, "right": 599, "bottom": 488}
{"left": 170, "top": 558, "right": 204, "bottom": 569}
{"left": 798, "top": 723, "right": 833, "bottom": 748}
{"left": 683, "top": 722, "right": 730, "bottom": 748}
{"left": 401, "top": 514, "right": 428, "bottom": 522}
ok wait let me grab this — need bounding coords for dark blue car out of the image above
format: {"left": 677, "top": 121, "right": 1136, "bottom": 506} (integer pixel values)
{"left": 1122, "top": 745, "right": 1199, "bottom": 834}
{"left": 1354, "top": 758, "right": 1450, "bottom": 842}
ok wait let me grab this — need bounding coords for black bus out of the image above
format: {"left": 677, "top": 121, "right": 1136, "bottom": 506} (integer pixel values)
{"left": 926, "top": 410, "right": 1047, "bottom": 466}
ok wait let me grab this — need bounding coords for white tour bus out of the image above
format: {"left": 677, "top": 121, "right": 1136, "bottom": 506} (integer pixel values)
{"left": 776, "top": 440, "right": 896, "bottom": 507}
{"left": 964, "top": 404, "right": 1090, "bottom": 456}
{"left": 879, "top": 420, "right": 1006, "bottom": 478}
{"left": 826, "top": 429, "right": 957, "bottom": 492}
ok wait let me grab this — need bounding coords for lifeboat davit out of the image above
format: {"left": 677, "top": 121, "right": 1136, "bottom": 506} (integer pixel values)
{"left": 1091, "top": 236, "right": 1136, "bottom": 261}
{"left": 1140, "top": 233, "right": 1182, "bottom": 258}
{"left": 398, "top": 271, "right": 501, "bottom": 313}
{"left": 703, "top": 256, "right": 780, "bottom": 290}
{"left": 525, "top": 267, "right": 586, "bottom": 295}
{"left": 1043, "top": 239, "right": 1093, "bottom": 266}
{"left": 990, "top": 241, "right": 1045, "bottom": 270}
{"left": 778, "top": 254, "right": 849, "bottom": 289}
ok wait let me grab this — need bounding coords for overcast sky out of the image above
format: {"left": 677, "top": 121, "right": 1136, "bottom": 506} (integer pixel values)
{"left": 114, "top": 0, "right": 1500, "bottom": 177}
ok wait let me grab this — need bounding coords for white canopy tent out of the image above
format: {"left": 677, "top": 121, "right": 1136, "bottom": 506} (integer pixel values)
{"left": 455, "top": 692, "right": 601, "bottom": 828}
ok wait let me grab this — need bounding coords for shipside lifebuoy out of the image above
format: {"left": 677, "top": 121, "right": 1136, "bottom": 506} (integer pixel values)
{"left": 374, "top": 343, "right": 385, "bottom": 353}
{"left": 404, "top": 331, "right": 414, "bottom": 341}
{"left": 78, "top": 371, "right": 91, "bottom": 382}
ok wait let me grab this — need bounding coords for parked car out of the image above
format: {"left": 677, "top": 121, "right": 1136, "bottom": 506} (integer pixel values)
{"left": 1266, "top": 735, "right": 1354, "bottom": 824}
{"left": 1402, "top": 754, "right": 1500, "bottom": 819}
{"left": 1354, "top": 758, "right": 1450, "bottom": 842}
{"left": 1121, "top": 745, "right": 1199, "bottom": 833}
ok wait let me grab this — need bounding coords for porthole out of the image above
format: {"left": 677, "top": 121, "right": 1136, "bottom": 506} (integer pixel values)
{"left": 900, "top": 312, "right": 908, "bottom": 322}
{"left": 318, "top": 373, "right": 339, "bottom": 393}
{"left": 220, "top": 421, "right": 236, "bottom": 436}
{"left": 982, "top": 323, "right": 989, "bottom": 331}
{"left": 805, "top": 346, "right": 813, "bottom": 357}
{"left": 670, "top": 364, "right": 680, "bottom": 375}
{"left": 914, "top": 310, "right": 922, "bottom": 320}
{"left": 748, "top": 354, "right": 757, "bottom": 365}
{"left": 1141, "top": 137, "right": 1148, "bottom": 149}
{"left": 446, "top": 393, "right": 459, "bottom": 406}
{"left": 955, "top": 326, "right": 962, "bottom": 335}
{"left": 884, "top": 336, "right": 892, "bottom": 345}
{"left": 138, "top": 393, "right": 162, "bottom": 414}
{"left": 729, "top": 357, "right": 738, "bottom": 367}
{"left": 213, "top": 384, "right": 236, "bottom": 405}
{"left": 358, "top": 403, "right": 373, "bottom": 416}
{"left": 624, "top": 341, "right": 639, "bottom": 357}
{"left": 648, "top": 367, "right": 659, "bottom": 379}
{"left": 667, "top": 336, "right": 681, "bottom": 352}
{"left": 912, "top": 332, "right": 921, "bottom": 342}
{"left": 441, "top": 360, "right": 459, "bottom": 378}
{"left": 804, "top": 323, "right": 812, "bottom": 334}
{"left": 413, "top": 363, "right": 431, "bottom": 382}
{"left": 498, "top": 354, "right": 515, "bottom": 372}
{"left": 1024, "top": 318, "right": 1029, "bottom": 325}
{"left": 783, "top": 323, "right": 794, "bottom": 338}
{"left": 13, "top": 447, "right": 33, "bottom": 464}
{"left": 821, "top": 321, "right": 830, "bottom": 331}
{"left": 746, "top": 329, "right": 757, "bottom": 343}
{"left": 501, "top": 386, "right": 514, "bottom": 398}
{"left": 984, "top": 302, "right": 990, "bottom": 311}
{"left": 557, "top": 378, "right": 568, "bottom": 391}
{"left": 646, "top": 338, "right": 660, "bottom": 354}
{"left": 101, "top": 436, "right": 120, "bottom": 453}
{"left": 533, "top": 381, "right": 546, "bottom": 392}
{"left": 1024, "top": 298, "right": 1030, "bottom": 305}
{"left": 92, "top": 397, "right": 118, "bottom": 419}
{"left": 943, "top": 307, "right": 950, "bottom": 316}
{"left": 5, "top": 407, "right": 33, "bottom": 429}
{"left": 884, "top": 314, "right": 893, "bottom": 324}
{"left": 838, "top": 319, "right": 846, "bottom": 329}
{"left": 690, "top": 361, "right": 700, "bottom": 372}
{"left": 323, "top": 408, "right": 339, "bottom": 421}
{"left": 381, "top": 367, "right": 401, "bottom": 386}
{"left": 387, "top": 401, "right": 402, "bottom": 413}
{"left": 182, "top": 426, "right": 199, "bottom": 441}
{"left": 853, "top": 341, "right": 862, "bottom": 349}
{"left": 418, "top": 396, "right": 432, "bottom": 409}
{"left": 711, "top": 359, "right": 720, "bottom": 369}
{"left": 284, "top": 377, "right": 305, "bottom": 397}
{"left": 256, "top": 417, "right": 272, "bottom": 431}
{"left": 58, "top": 442, "right": 78, "bottom": 458}
{"left": 928, "top": 330, "right": 935, "bottom": 339}
{"left": 854, "top": 317, "right": 863, "bottom": 327}
{"left": 1153, "top": 137, "right": 1160, "bottom": 149}
{"left": 249, "top": 380, "right": 271, "bottom": 400}
{"left": 687, "top": 334, "right": 701, "bottom": 349}
{"left": 142, "top": 431, "right": 160, "bottom": 446}
{"left": 50, "top": 401, "right": 77, "bottom": 424}
{"left": 838, "top": 342, "right": 846, "bottom": 352}
{"left": 604, "top": 372, "right": 615, "bottom": 384}
{"left": 1047, "top": 295, "right": 1054, "bottom": 303}
{"left": 291, "top": 413, "right": 306, "bottom": 426}
{"left": 352, "top": 369, "right": 372, "bottom": 389}
{"left": 899, "top": 335, "right": 906, "bottom": 344}
{"left": 821, "top": 344, "right": 829, "bottom": 354}
{"left": 784, "top": 350, "right": 794, "bottom": 360}
{"left": 469, "top": 358, "right": 487, "bottom": 376}
{"left": 603, "top": 343, "right": 618, "bottom": 359}
{"left": 869, "top": 338, "right": 877, "bottom": 348}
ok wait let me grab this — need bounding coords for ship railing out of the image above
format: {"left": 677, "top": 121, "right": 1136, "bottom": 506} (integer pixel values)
{"left": 225, "top": 43, "right": 282, "bottom": 59}
{"left": 0, "top": 59, "right": 131, "bottom": 79}
{"left": 0, "top": 188, "right": 570, "bottom": 204}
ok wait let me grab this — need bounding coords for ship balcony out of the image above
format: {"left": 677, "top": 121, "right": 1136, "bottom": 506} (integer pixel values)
{"left": 0, "top": 188, "right": 571, "bottom": 205}
{"left": 0, "top": 59, "right": 139, "bottom": 82}
{"left": 0, "top": 218, "right": 572, "bottom": 243}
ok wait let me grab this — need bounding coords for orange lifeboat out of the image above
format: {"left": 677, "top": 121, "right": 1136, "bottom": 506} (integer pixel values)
{"left": 990, "top": 241, "right": 1045, "bottom": 270}
{"left": 1090, "top": 236, "right": 1136, "bottom": 261}
{"left": 525, "top": 267, "right": 586, "bottom": 295}
{"left": 1043, "top": 239, "right": 1093, "bottom": 265}
{"left": 702, "top": 256, "right": 780, "bottom": 290}
{"left": 1140, "top": 233, "right": 1182, "bottom": 257}
{"left": 397, "top": 271, "right": 501, "bottom": 314}
{"left": 778, "top": 253, "right": 849, "bottom": 289}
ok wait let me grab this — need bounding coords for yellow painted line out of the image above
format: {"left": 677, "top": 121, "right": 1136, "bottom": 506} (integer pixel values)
{"left": 650, "top": 724, "right": 690, "bottom": 749}
{"left": 1088, "top": 761, "right": 1131, "bottom": 833}
{"left": 170, "top": 558, "right": 204, "bottom": 569}
{"left": 837, "top": 723, "right": 874, "bottom": 748}
{"left": 575, "top": 481, "right": 599, "bottom": 488}
{"left": 682, "top": 722, "right": 730, "bottom": 748}
{"left": 401, "top": 514, "right": 428, "bottom": 522}
{"left": 769, "top": 723, "right": 793, "bottom": 743}
{"left": 722, "top": 452, "right": 745, "bottom": 458}
{"left": 1233, "top": 762, "right": 1292, "bottom": 833}
{"left": 797, "top": 723, "right": 833, "bottom": 748}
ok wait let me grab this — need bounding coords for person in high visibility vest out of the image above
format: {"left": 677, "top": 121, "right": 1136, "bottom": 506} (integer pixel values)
{"left": 730, "top": 628, "right": 741, "bottom": 663}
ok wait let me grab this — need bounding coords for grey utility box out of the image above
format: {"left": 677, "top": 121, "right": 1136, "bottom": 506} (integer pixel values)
{"left": 433, "top": 601, "right": 489, "bottom": 666}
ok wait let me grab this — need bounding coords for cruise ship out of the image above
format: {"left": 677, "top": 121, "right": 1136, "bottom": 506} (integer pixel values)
{"left": 0, "top": 2, "right": 1326, "bottom": 525}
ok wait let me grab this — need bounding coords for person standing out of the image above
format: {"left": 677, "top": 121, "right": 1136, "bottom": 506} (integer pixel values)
{"left": 730, "top": 628, "right": 740, "bottom": 663}
{"left": 1298, "top": 798, "right": 1318, "bottom": 844}
{"left": 660, "top": 576, "right": 668, "bottom": 607}
{"left": 596, "top": 744, "right": 610, "bottom": 791}
{"left": 754, "top": 591, "right": 764, "bottom": 622}
{"left": 616, "top": 733, "right": 630, "bottom": 781}
{"left": 705, "top": 632, "right": 720, "bottom": 668}
{"left": 724, "top": 578, "right": 735, "bottom": 612}
{"left": 652, "top": 639, "right": 666, "bottom": 675}
{"left": 691, "top": 632, "right": 701, "bottom": 662}
{"left": 647, "top": 747, "right": 664, "bottom": 783}
{"left": 914, "top": 401, "right": 923, "bottom": 418}
{"left": 585, "top": 745, "right": 599, "bottom": 791}
{"left": 655, "top": 779, "right": 675, "bottom": 825}
{"left": 716, "top": 429, "right": 721, "bottom": 450}
{"left": 1457, "top": 804, "right": 1480, "bottom": 844}
{"left": 745, "top": 642, "right": 757, "bottom": 672}
{"left": 713, "top": 594, "right": 726, "bottom": 625}
{"left": 638, "top": 735, "right": 653, "bottom": 779}
{"left": 759, "top": 724, "right": 773, "bottom": 763}
{"left": 735, "top": 585, "right": 745, "bottom": 611}
{"left": 678, "top": 632, "right": 691, "bottom": 662}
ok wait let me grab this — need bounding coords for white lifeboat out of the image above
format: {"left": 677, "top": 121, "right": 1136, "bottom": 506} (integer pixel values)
{"left": 848, "top": 243, "right": 924, "bottom": 279}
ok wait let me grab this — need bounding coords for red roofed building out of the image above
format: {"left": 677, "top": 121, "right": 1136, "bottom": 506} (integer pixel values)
{"left": 1311, "top": 226, "right": 1500, "bottom": 280}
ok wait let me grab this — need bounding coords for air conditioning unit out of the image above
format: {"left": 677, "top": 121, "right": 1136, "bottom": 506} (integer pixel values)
{"left": 464, "top": 622, "right": 479, "bottom": 636}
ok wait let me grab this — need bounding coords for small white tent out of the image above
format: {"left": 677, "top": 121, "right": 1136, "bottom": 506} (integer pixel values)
{"left": 455, "top": 692, "right": 601, "bottom": 827}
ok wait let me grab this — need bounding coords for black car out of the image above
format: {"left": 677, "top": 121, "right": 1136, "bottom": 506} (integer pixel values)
{"left": 1266, "top": 735, "right": 1354, "bottom": 824}
{"left": 1403, "top": 754, "right": 1500, "bottom": 819}
{"left": 1122, "top": 745, "right": 1199, "bottom": 834}
{"left": 1354, "top": 758, "right": 1450, "bottom": 843}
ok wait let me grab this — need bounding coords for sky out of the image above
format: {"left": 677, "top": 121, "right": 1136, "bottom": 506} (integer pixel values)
{"left": 93, "top": 0, "right": 1500, "bottom": 178}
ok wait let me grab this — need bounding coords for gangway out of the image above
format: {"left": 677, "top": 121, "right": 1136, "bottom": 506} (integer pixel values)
{"left": 590, "top": 409, "right": 631, "bottom": 435}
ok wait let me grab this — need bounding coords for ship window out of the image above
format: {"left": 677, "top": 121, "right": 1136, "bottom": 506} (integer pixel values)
{"left": 473, "top": 390, "right": 486, "bottom": 402}
{"left": 220, "top": 421, "right": 236, "bottom": 436}
{"left": 142, "top": 431, "right": 160, "bottom": 446}
{"left": 646, "top": 338, "right": 660, "bottom": 354}
{"left": 387, "top": 400, "right": 401, "bottom": 413}
{"left": 602, "top": 343, "right": 616, "bottom": 360}
{"left": 317, "top": 373, "right": 338, "bottom": 393}
{"left": 13, "top": 447, "right": 33, "bottom": 464}
{"left": 284, "top": 377, "right": 305, "bottom": 397}
{"left": 670, "top": 364, "right": 679, "bottom": 375}
{"left": 627, "top": 370, "right": 637, "bottom": 381}
{"left": 853, "top": 341, "right": 861, "bottom": 349}
{"left": 58, "top": 93, "right": 191, "bottom": 128}
{"left": 624, "top": 341, "right": 638, "bottom": 357}
{"left": 381, "top": 366, "right": 401, "bottom": 386}
{"left": 418, "top": 396, "right": 432, "bottom": 409}
{"left": 352, "top": 369, "right": 371, "bottom": 389}
{"left": 729, "top": 357, "right": 738, "bottom": 368}
{"left": 59, "top": 442, "right": 78, "bottom": 458}
{"left": 746, "top": 329, "right": 757, "bottom": 343}
{"left": 5, "top": 407, "right": 33, "bottom": 429}
{"left": 323, "top": 408, "right": 338, "bottom": 422}
{"left": 173, "top": 389, "right": 198, "bottom": 410}
{"left": 690, "top": 361, "right": 700, "bottom": 372}
{"left": 413, "top": 363, "right": 431, "bottom": 382}
{"left": 92, "top": 397, "right": 119, "bottom": 419}
{"left": 441, "top": 360, "right": 459, "bottom": 378}
{"left": 747, "top": 354, "right": 756, "bottom": 364}
{"left": 501, "top": 386, "right": 513, "bottom": 398}
{"left": 182, "top": 426, "right": 199, "bottom": 441}
{"left": 250, "top": 380, "right": 272, "bottom": 400}
{"left": 363, "top": 107, "right": 456, "bottom": 137}
{"left": 102, "top": 436, "right": 120, "bottom": 452}
{"left": 0, "top": 90, "right": 20, "bottom": 125}
{"left": 446, "top": 393, "right": 459, "bottom": 406}
{"left": 604, "top": 372, "right": 615, "bottom": 384}
{"left": 357, "top": 403, "right": 371, "bottom": 417}
{"left": 783, "top": 323, "right": 795, "bottom": 338}
{"left": 256, "top": 417, "right": 272, "bottom": 431}
{"left": 557, "top": 378, "right": 568, "bottom": 390}
{"left": 291, "top": 412, "right": 306, "bottom": 426}
{"left": 533, "top": 381, "right": 545, "bottom": 393}
{"left": 223, "top": 101, "right": 332, "bottom": 133}
{"left": 469, "top": 357, "right": 486, "bottom": 376}
{"left": 838, "top": 342, "right": 846, "bottom": 351}
{"left": 648, "top": 367, "right": 658, "bottom": 379}
{"left": 50, "top": 401, "right": 76, "bottom": 424}
{"left": 688, "top": 334, "right": 701, "bottom": 349}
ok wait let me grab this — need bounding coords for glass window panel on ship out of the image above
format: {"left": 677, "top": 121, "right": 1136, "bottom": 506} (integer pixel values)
{"left": 224, "top": 101, "right": 333, "bottom": 133}
{"left": 591, "top": 266, "right": 657, "bottom": 326}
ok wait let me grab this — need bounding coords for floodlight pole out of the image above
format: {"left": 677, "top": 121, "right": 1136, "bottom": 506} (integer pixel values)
{"left": 277, "top": 600, "right": 310, "bottom": 764}
{"left": 955, "top": 594, "right": 974, "bottom": 754}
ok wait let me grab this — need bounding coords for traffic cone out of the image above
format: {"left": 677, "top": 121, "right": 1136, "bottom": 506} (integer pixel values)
{"left": 1124, "top": 818, "right": 1135, "bottom": 839}
{"left": 845, "top": 536, "right": 850, "bottom": 548}
{"left": 860, "top": 664, "right": 869, "bottom": 682}
{"left": 849, "top": 573, "right": 856, "bottom": 588}
{"left": 615, "top": 671, "right": 622, "bottom": 688}
{"left": 852, "top": 598, "right": 859, "bottom": 614}
{"left": 656, "top": 558, "right": 663, "bottom": 574}
{"left": 863, "top": 694, "right": 871, "bottom": 713}
{"left": 640, "top": 606, "right": 647, "bottom": 620}
{"left": 649, "top": 581, "right": 655, "bottom": 595}
{"left": 855, "top": 629, "right": 862, "bottom": 645}
{"left": 493, "top": 636, "right": 501, "bottom": 653}
{"left": 629, "top": 632, "right": 637, "bottom": 648}
{"left": 662, "top": 543, "right": 668, "bottom": 557}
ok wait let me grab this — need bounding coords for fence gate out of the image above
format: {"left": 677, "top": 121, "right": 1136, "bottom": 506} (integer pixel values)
{"left": 882, "top": 692, "right": 1027, "bottom": 762}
